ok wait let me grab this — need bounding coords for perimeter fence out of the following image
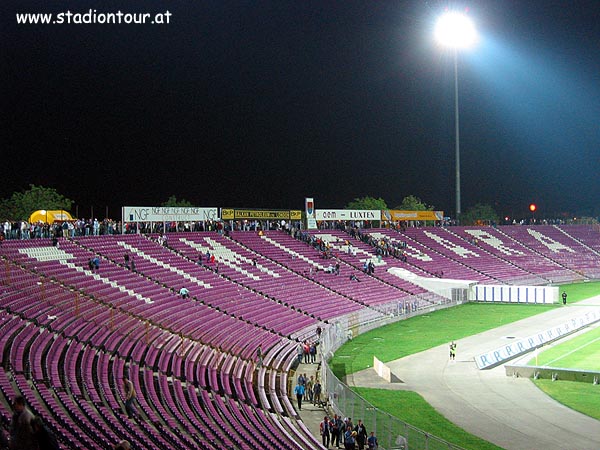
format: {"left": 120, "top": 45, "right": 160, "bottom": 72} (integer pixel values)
{"left": 318, "top": 298, "right": 466, "bottom": 450}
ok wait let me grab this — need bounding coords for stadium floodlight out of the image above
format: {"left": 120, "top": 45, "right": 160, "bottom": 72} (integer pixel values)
{"left": 434, "top": 12, "right": 477, "bottom": 49}
{"left": 435, "top": 11, "right": 477, "bottom": 224}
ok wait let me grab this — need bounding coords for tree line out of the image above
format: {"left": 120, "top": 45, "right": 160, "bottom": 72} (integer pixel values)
{"left": 345, "top": 195, "right": 499, "bottom": 225}
{"left": 1, "top": 186, "right": 500, "bottom": 225}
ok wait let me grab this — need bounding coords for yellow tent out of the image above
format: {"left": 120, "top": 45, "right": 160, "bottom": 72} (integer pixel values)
{"left": 29, "top": 210, "right": 74, "bottom": 224}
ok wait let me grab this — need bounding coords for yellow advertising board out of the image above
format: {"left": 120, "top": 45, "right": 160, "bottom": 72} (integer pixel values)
{"left": 221, "top": 209, "right": 302, "bottom": 220}
{"left": 382, "top": 210, "right": 444, "bottom": 221}
{"left": 221, "top": 209, "right": 235, "bottom": 220}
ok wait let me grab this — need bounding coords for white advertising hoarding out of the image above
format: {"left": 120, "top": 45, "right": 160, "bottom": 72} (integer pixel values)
{"left": 122, "top": 206, "right": 219, "bottom": 222}
{"left": 475, "top": 308, "right": 600, "bottom": 369}
{"left": 315, "top": 209, "right": 381, "bottom": 221}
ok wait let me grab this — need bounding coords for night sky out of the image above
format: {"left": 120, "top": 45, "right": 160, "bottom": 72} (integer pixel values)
{"left": 4, "top": 1, "right": 600, "bottom": 220}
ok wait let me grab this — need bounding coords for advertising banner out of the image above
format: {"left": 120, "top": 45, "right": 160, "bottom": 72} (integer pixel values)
{"left": 315, "top": 210, "right": 381, "bottom": 221}
{"left": 475, "top": 308, "right": 600, "bottom": 369}
{"left": 382, "top": 210, "right": 444, "bottom": 221}
{"left": 221, "top": 209, "right": 301, "bottom": 220}
{"left": 122, "top": 206, "right": 219, "bottom": 222}
{"left": 305, "top": 197, "right": 317, "bottom": 229}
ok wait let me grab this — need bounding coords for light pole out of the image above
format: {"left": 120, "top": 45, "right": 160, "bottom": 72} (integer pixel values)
{"left": 435, "top": 11, "right": 477, "bottom": 224}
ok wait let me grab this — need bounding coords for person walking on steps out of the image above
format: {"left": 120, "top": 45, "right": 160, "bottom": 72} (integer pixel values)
{"left": 293, "top": 382, "right": 305, "bottom": 411}
{"left": 320, "top": 416, "right": 330, "bottom": 448}
{"left": 123, "top": 375, "right": 138, "bottom": 419}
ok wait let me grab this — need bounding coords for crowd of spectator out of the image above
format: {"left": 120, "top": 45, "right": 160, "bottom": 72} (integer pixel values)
{"left": 319, "top": 414, "right": 377, "bottom": 449}
{"left": 350, "top": 229, "right": 409, "bottom": 262}
{"left": 296, "top": 341, "right": 318, "bottom": 366}
{"left": 1, "top": 218, "right": 121, "bottom": 240}
{"left": 0, "top": 215, "right": 578, "bottom": 244}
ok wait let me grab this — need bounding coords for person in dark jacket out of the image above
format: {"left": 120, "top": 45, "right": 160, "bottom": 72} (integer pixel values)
{"left": 32, "top": 416, "right": 60, "bottom": 449}
{"left": 10, "top": 396, "right": 36, "bottom": 450}
{"left": 353, "top": 419, "right": 368, "bottom": 450}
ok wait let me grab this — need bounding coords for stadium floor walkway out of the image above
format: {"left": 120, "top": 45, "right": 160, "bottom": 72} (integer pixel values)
{"left": 348, "top": 296, "right": 600, "bottom": 450}
{"left": 293, "top": 360, "right": 330, "bottom": 449}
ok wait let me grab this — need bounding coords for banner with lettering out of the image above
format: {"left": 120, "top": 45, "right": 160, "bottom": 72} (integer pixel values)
{"left": 314, "top": 210, "right": 381, "bottom": 221}
{"left": 122, "top": 206, "right": 219, "bottom": 222}
{"left": 475, "top": 308, "right": 600, "bottom": 369}
{"left": 221, "top": 209, "right": 302, "bottom": 220}
{"left": 382, "top": 210, "right": 444, "bottom": 221}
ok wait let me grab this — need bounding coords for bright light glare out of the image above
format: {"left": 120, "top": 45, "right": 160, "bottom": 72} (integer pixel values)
{"left": 435, "top": 12, "right": 477, "bottom": 49}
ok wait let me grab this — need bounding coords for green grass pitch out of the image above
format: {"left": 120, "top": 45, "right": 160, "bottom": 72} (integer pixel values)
{"left": 330, "top": 281, "right": 600, "bottom": 448}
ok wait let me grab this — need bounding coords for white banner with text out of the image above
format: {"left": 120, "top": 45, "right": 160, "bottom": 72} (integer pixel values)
{"left": 122, "top": 206, "right": 219, "bottom": 222}
{"left": 315, "top": 209, "right": 381, "bottom": 221}
{"left": 475, "top": 308, "right": 600, "bottom": 369}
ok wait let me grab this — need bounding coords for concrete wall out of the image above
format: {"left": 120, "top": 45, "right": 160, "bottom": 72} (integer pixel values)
{"left": 374, "top": 355, "right": 392, "bottom": 383}
{"left": 506, "top": 364, "right": 600, "bottom": 384}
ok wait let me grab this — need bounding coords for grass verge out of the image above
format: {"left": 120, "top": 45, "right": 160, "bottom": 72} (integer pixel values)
{"left": 352, "top": 387, "right": 503, "bottom": 450}
{"left": 532, "top": 379, "right": 600, "bottom": 421}
{"left": 557, "top": 281, "right": 600, "bottom": 303}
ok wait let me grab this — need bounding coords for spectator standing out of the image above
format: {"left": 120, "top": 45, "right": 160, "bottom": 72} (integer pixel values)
{"left": 330, "top": 414, "right": 341, "bottom": 448}
{"left": 10, "top": 396, "right": 36, "bottom": 450}
{"left": 343, "top": 426, "right": 356, "bottom": 450}
{"left": 320, "top": 416, "right": 330, "bottom": 448}
{"left": 313, "top": 380, "right": 322, "bottom": 406}
{"left": 354, "top": 419, "right": 368, "bottom": 450}
{"left": 336, "top": 416, "right": 345, "bottom": 446}
{"left": 293, "top": 382, "right": 305, "bottom": 411}
{"left": 310, "top": 342, "right": 317, "bottom": 363}
{"left": 367, "top": 431, "right": 378, "bottom": 450}
{"left": 296, "top": 343, "right": 304, "bottom": 365}
{"left": 179, "top": 287, "right": 190, "bottom": 299}
{"left": 306, "top": 375, "right": 314, "bottom": 403}
{"left": 122, "top": 375, "right": 138, "bottom": 419}
{"left": 31, "top": 416, "right": 60, "bottom": 450}
{"left": 395, "top": 434, "right": 408, "bottom": 449}
{"left": 303, "top": 341, "right": 310, "bottom": 364}
{"left": 256, "top": 345, "right": 263, "bottom": 368}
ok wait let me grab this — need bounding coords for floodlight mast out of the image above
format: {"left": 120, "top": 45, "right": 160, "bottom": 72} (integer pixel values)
{"left": 435, "top": 11, "right": 477, "bottom": 224}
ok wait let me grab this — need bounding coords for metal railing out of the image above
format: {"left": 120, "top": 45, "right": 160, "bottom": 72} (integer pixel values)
{"left": 318, "top": 303, "right": 466, "bottom": 450}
